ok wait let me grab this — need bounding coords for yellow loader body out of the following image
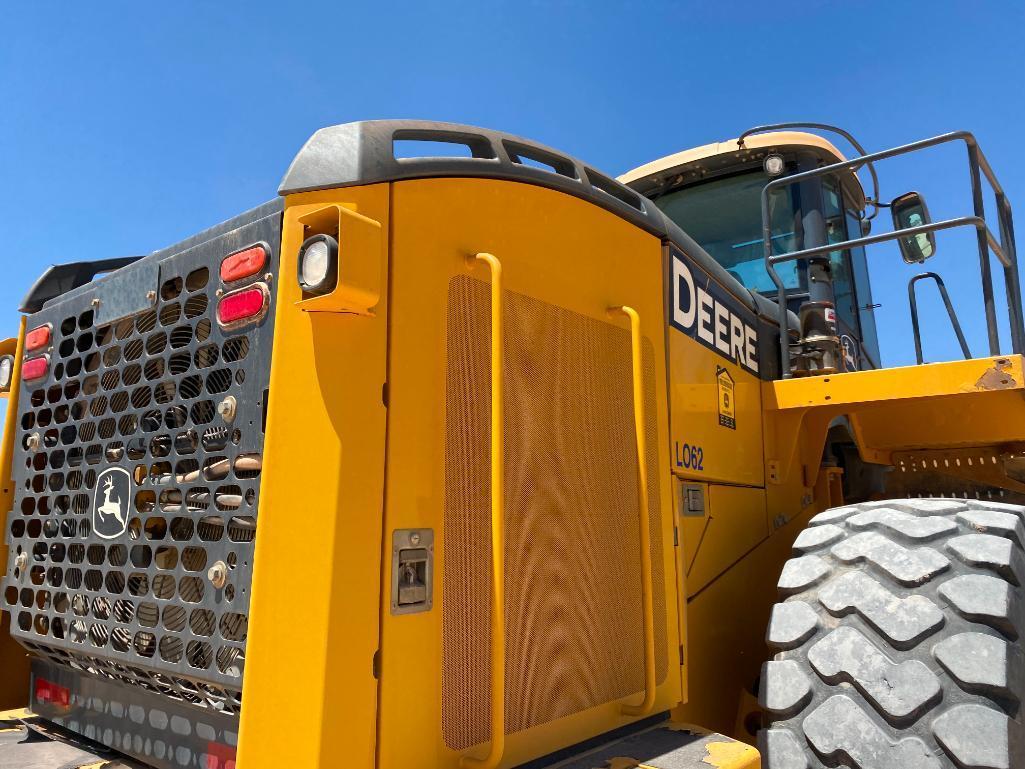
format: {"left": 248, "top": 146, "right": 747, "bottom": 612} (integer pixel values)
{"left": 1, "top": 120, "right": 1023, "bottom": 769}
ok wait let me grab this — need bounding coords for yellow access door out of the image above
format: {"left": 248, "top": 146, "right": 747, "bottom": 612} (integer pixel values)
{"left": 376, "top": 178, "right": 681, "bottom": 769}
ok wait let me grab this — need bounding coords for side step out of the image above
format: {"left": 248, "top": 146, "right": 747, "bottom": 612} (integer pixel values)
{"left": 524, "top": 720, "right": 760, "bottom": 769}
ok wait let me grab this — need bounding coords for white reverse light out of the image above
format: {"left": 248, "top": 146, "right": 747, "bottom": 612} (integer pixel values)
{"left": 0, "top": 355, "right": 13, "bottom": 392}
{"left": 297, "top": 234, "right": 339, "bottom": 296}
{"left": 764, "top": 154, "right": 785, "bottom": 177}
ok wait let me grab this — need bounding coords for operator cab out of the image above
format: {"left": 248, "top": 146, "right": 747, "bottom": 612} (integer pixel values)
{"left": 620, "top": 131, "right": 881, "bottom": 371}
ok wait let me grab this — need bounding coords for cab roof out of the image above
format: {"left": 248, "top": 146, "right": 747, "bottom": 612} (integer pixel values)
{"left": 618, "top": 130, "right": 867, "bottom": 210}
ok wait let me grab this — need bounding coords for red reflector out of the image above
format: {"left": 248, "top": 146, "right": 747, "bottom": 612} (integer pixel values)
{"left": 21, "top": 355, "right": 49, "bottom": 381}
{"left": 25, "top": 324, "right": 51, "bottom": 351}
{"left": 34, "top": 677, "right": 70, "bottom": 707}
{"left": 205, "top": 741, "right": 237, "bottom": 769}
{"left": 221, "top": 244, "right": 268, "bottom": 283}
{"left": 217, "top": 286, "right": 268, "bottom": 327}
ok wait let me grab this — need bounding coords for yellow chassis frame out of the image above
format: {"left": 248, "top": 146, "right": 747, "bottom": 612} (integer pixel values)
{"left": 765, "top": 355, "right": 1025, "bottom": 503}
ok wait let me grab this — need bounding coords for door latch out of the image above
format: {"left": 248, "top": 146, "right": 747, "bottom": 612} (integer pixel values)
{"left": 391, "top": 529, "right": 434, "bottom": 615}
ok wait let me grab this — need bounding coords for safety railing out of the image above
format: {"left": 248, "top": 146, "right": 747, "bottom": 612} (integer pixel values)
{"left": 908, "top": 273, "right": 972, "bottom": 365}
{"left": 759, "top": 131, "right": 1023, "bottom": 377}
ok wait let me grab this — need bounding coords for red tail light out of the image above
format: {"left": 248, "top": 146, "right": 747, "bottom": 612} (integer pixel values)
{"left": 25, "top": 324, "right": 51, "bottom": 351}
{"left": 221, "top": 243, "right": 268, "bottom": 283}
{"left": 217, "top": 284, "right": 269, "bottom": 328}
{"left": 22, "top": 355, "right": 49, "bottom": 381}
{"left": 205, "top": 741, "right": 237, "bottom": 769}
{"left": 34, "top": 677, "right": 70, "bottom": 707}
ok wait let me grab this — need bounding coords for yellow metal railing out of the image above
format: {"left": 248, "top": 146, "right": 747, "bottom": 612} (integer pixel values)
{"left": 0, "top": 320, "right": 26, "bottom": 509}
{"left": 462, "top": 252, "right": 505, "bottom": 769}
{"left": 609, "top": 305, "right": 656, "bottom": 717}
{"left": 0, "top": 320, "right": 29, "bottom": 707}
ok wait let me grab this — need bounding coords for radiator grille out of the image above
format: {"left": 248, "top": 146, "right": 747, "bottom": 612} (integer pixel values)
{"left": 3, "top": 208, "right": 279, "bottom": 716}
{"left": 442, "top": 276, "right": 667, "bottom": 750}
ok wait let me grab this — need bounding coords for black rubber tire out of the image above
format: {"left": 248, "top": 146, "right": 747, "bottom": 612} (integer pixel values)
{"left": 758, "top": 498, "right": 1025, "bottom": 769}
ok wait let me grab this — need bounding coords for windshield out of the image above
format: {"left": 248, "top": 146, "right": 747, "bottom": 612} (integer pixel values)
{"left": 653, "top": 170, "right": 802, "bottom": 293}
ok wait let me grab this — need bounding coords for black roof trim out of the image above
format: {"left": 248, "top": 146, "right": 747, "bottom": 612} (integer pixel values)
{"left": 279, "top": 120, "right": 666, "bottom": 234}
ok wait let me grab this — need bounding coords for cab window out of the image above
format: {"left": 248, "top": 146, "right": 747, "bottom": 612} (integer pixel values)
{"left": 823, "top": 177, "right": 859, "bottom": 334}
{"left": 653, "top": 170, "right": 802, "bottom": 293}
{"left": 845, "top": 210, "right": 880, "bottom": 367}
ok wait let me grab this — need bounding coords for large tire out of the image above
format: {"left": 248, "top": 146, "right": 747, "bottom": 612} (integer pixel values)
{"left": 759, "top": 498, "right": 1025, "bottom": 769}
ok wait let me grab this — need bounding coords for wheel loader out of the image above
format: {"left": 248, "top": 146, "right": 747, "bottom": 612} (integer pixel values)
{"left": 0, "top": 119, "right": 1022, "bottom": 769}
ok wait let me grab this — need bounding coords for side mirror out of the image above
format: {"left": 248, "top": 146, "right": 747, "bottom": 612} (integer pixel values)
{"left": 891, "top": 191, "right": 936, "bottom": 263}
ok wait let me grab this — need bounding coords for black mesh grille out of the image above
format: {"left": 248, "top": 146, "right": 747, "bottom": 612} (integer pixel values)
{"left": 3, "top": 204, "right": 280, "bottom": 715}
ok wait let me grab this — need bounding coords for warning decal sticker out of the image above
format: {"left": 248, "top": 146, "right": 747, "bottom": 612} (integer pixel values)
{"left": 716, "top": 366, "right": 736, "bottom": 430}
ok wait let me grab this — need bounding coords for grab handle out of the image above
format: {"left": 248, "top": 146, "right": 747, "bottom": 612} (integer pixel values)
{"left": 908, "top": 272, "right": 972, "bottom": 364}
{"left": 461, "top": 253, "right": 506, "bottom": 769}
{"left": 609, "top": 305, "right": 656, "bottom": 717}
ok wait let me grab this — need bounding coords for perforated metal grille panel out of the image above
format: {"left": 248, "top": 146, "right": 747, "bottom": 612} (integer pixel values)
{"left": 2, "top": 205, "right": 280, "bottom": 716}
{"left": 442, "top": 276, "right": 667, "bottom": 750}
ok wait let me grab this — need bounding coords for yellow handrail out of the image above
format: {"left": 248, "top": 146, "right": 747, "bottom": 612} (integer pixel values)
{"left": 609, "top": 305, "right": 656, "bottom": 717}
{"left": 0, "top": 321, "right": 26, "bottom": 542}
{"left": 462, "top": 253, "right": 506, "bottom": 769}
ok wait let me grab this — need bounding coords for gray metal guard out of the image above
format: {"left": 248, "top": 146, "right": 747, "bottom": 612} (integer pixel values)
{"left": 3, "top": 200, "right": 283, "bottom": 717}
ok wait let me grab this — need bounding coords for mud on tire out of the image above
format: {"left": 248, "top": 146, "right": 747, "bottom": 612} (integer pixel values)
{"left": 759, "top": 498, "right": 1025, "bottom": 769}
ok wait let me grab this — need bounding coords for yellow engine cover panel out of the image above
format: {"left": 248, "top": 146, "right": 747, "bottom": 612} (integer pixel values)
{"left": 378, "top": 178, "right": 680, "bottom": 769}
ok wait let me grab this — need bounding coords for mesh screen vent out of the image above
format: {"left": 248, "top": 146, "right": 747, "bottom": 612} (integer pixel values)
{"left": 442, "top": 276, "right": 667, "bottom": 750}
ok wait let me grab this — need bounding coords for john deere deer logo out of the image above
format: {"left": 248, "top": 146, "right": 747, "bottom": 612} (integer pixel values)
{"left": 93, "top": 467, "right": 131, "bottom": 539}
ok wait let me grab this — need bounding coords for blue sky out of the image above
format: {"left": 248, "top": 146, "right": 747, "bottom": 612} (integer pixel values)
{"left": 1, "top": 0, "right": 1023, "bottom": 429}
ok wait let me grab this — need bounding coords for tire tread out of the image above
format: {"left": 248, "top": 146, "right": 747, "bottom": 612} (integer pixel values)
{"left": 761, "top": 497, "right": 1025, "bottom": 769}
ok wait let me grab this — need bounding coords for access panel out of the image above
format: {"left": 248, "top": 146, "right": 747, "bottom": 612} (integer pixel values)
{"left": 378, "top": 177, "right": 680, "bottom": 769}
